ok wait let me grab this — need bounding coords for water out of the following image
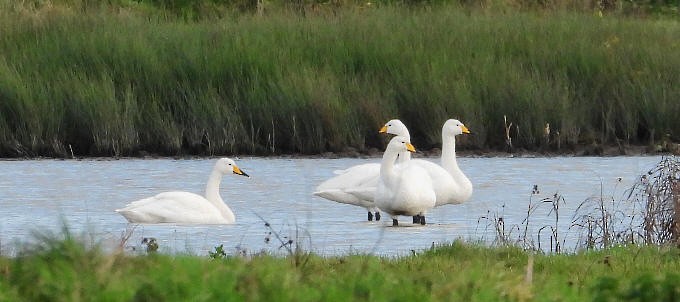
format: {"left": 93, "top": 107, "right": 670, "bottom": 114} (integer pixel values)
{"left": 0, "top": 155, "right": 663, "bottom": 257}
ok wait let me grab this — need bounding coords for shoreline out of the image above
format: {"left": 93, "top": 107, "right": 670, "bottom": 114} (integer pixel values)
{"left": 1, "top": 144, "right": 676, "bottom": 161}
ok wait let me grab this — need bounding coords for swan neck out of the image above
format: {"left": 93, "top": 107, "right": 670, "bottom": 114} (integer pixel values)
{"left": 380, "top": 149, "right": 399, "bottom": 183}
{"left": 441, "top": 135, "right": 458, "bottom": 171}
{"left": 441, "top": 134, "right": 473, "bottom": 200}
{"left": 205, "top": 170, "right": 235, "bottom": 222}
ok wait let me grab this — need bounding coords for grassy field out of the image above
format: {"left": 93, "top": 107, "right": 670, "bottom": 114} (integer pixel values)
{"left": 0, "top": 1, "right": 678, "bottom": 157}
{"left": 2, "top": 233, "right": 680, "bottom": 301}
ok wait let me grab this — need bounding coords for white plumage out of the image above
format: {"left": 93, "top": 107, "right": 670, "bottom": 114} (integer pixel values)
{"left": 313, "top": 119, "right": 410, "bottom": 221}
{"left": 115, "top": 157, "right": 249, "bottom": 224}
{"left": 375, "top": 136, "right": 436, "bottom": 226}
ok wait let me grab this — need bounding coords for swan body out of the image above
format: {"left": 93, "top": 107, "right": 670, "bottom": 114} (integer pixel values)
{"left": 313, "top": 119, "right": 410, "bottom": 221}
{"left": 314, "top": 163, "right": 380, "bottom": 210}
{"left": 375, "top": 136, "right": 436, "bottom": 225}
{"left": 116, "top": 158, "right": 249, "bottom": 224}
{"left": 407, "top": 159, "right": 459, "bottom": 205}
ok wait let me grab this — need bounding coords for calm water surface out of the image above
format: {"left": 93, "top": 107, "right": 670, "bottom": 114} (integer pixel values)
{"left": 0, "top": 155, "right": 662, "bottom": 257}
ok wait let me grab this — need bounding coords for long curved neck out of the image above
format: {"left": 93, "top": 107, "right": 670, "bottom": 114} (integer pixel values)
{"left": 441, "top": 134, "right": 473, "bottom": 199}
{"left": 441, "top": 134, "right": 459, "bottom": 173}
{"left": 205, "top": 170, "right": 235, "bottom": 222}
{"left": 380, "top": 149, "right": 400, "bottom": 185}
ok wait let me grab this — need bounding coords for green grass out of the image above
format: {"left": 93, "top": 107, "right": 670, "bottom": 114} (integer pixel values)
{"left": 3, "top": 234, "right": 680, "bottom": 301}
{"left": 0, "top": 1, "right": 678, "bottom": 157}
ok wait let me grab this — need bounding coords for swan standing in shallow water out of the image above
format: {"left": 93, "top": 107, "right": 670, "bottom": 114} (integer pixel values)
{"left": 115, "top": 158, "right": 249, "bottom": 224}
{"left": 375, "top": 136, "right": 436, "bottom": 226}
{"left": 313, "top": 119, "right": 410, "bottom": 221}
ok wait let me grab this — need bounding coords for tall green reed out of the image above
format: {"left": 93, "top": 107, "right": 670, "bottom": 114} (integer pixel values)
{"left": 0, "top": 5, "right": 677, "bottom": 157}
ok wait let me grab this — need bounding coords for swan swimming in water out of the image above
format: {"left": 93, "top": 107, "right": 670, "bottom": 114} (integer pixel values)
{"left": 313, "top": 119, "right": 410, "bottom": 221}
{"left": 115, "top": 157, "right": 249, "bottom": 224}
{"left": 375, "top": 135, "right": 436, "bottom": 226}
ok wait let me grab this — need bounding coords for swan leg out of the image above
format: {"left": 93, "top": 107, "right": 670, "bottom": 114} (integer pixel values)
{"left": 368, "top": 212, "right": 374, "bottom": 221}
{"left": 392, "top": 218, "right": 399, "bottom": 226}
{"left": 375, "top": 212, "right": 381, "bottom": 221}
{"left": 419, "top": 215, "right": 426, "bottom": 225}
{"left": 412, "top": 216, "right": 419, "bottom": 224}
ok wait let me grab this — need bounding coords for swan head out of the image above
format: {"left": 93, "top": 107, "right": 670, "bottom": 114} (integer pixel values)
{"left": 443, "top": 119, "right": 471, "bottom": 137}
{"left": 387, "top": 135, "right": 417, "bottom": 154}
{"left": 215, "top": 158, "right": 250, "bottom": 177}
{"left": 379, "top": 119, "right": 410, "bottom": 138}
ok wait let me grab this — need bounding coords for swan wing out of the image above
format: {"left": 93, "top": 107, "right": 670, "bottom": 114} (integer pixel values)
{"left": 314, "top": 163, "right": 380, "bottom": 210}
{"left": 316, "top": 163, "right": 380, "bottom": 191}
{"left": 343, "top": 186, "right": 377, "bottom": 202}
{"left": 313, "top": 189, "right": 375, "bottom": 209}
{"left": 116, "top": 191, "right": 228, "bottom": 224}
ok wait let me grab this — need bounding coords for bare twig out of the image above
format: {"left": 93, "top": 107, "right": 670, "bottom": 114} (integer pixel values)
{"left": 504, "top": 115, "right": 513, "bottom": 153}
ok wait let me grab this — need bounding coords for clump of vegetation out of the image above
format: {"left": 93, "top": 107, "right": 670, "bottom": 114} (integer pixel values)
{"left": 208, "top": 244, "right": 227, "bottom": 259}
{"left": 570, "top": 156, "right": 680, "bottom": 250}
{"left": 479, "top": 156, "right": 680, "bottom": 253}
{"left": 632, "top": 156, "right": 680, "bottom": 245}
{"left": 142, "top": 237, "right": 159, "bottom": 253}
{"left": 478, "top": 186, "right": 567, "bottom": 253}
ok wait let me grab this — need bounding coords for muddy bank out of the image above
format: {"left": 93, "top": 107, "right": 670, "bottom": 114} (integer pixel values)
{"left": 2, "top": 142, "right": 678, "bottom": 160}
{"left": 273, "top": 143, "right": 678, "bottom": 160}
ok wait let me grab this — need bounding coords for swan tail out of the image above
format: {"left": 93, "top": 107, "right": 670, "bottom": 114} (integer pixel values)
{"left": 313, "top": 189, "right": 374, "bottom": 209}
{"left": 115, "top": 209, "right": 140, "bottom": 223}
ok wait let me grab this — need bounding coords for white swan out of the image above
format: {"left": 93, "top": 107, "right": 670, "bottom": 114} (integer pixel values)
{"left": 313, "top": 119, "right": 410, "bottom": 221}
{"left": 375, "top": 136, "right": 436, "bottom": 226}
{"left": 409, "top": 119, "right": 473, "bottom": 207}
{"left": 115, "top": 158, "right": 249, "bottom": 224}
{"left": 436, "top": 119, "right": 473, "bottom": 204}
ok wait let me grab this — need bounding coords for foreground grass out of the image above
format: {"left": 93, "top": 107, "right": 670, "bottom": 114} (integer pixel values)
{"left": 1, "top": 236, "right": 680, "bottom": 301}
{"left": 0, "top": 2, "right": 678, "bottom": 157}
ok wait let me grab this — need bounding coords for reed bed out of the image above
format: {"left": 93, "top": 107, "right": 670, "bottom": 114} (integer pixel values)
{"left": 0, "top": 1, "right": 678, "bottom": 157}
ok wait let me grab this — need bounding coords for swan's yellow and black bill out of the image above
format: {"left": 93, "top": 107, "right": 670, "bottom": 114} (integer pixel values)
{"left": 461, "top": 125, "right": 471, "bottom": 134}
{"left": 379, "top": 125, "right": 388, "bottom": 133}
{"left": 233, "top": 166, "right": 250, "bottom": 177}
{"left": 406, "top": 143, "right": 416, "bottom": 153}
